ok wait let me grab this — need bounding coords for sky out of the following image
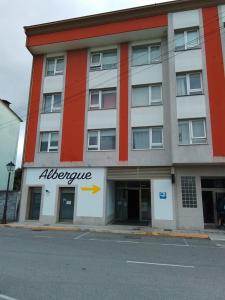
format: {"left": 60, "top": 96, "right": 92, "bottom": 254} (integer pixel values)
{"left": 0, "top": 0, "right": 174, "bottom": 167}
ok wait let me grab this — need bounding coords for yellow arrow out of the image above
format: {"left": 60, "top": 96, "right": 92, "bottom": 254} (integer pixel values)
{"left": 81, "top": 185, "right": 101, "bottom": 194}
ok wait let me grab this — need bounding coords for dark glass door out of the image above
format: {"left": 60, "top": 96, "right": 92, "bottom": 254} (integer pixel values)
{"left": 128, "top": 189, "right": 139, "bottom": 220}
{"left": 29, "top": 187, "right": 42, "bottom": 220}
{"left": 115, "top": 189, "right": 128, "bottom": 221}
{"left": 141, "top": 189, "right": 151, "bottom": 221}
{"left": 59, "top": 188, "right": 75, "bottom": 222}
{"left": 202, "top": 191, "right": 214, "bottom": 224}
{"left": 216, "top": 192, "right": 225, "bottom": 224}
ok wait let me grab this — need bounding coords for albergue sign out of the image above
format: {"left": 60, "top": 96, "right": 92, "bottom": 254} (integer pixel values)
{"left": 39, "top": 168, "right": 92, "bottom": 185}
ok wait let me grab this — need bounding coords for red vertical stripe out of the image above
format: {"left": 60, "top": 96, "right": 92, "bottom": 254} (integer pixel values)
{"left": 60, "top": 49, "right": 87, "bottom": 161}
{"left": 24, "top": 55, "right": 43, "bottom": 163}
{"left": 203, "top": 7, "right": 225, "bottom": 156}
{"left": 119, "top": 43, "right": 129, "bottom": 161}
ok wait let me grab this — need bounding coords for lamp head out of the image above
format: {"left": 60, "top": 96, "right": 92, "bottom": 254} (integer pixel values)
{"left": 6, "top": 161, "right": 15, "bottom": 172}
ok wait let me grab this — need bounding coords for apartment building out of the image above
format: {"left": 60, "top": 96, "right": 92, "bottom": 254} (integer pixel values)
{"left": 20, "top": 0, "right": 225, "bottom": 229}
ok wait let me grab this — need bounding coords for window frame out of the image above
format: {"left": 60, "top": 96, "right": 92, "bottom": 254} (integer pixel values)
{"left": 178, "top": 119, "right": 207, "bottom": 145}
{"left": 46, "top": 57, "right": 64, "bottom": 76}
{"left": 39, "top": 131, "right": 59, "bottom": 152}
{"left": 42, "top": 93, "right": 62, "bottom": 113}
{"left": 181, "top": 176, "right": 198, "bottom": 208}
{"left": 132, "top": 43, "right": 161, "bottom": 66}
{"left": 132, "top": 84, "right": 162, "bottom": 107}
{"left": 175, "top": 28, "right": 200, "bottom": 51}
{"left": 87, "top": 130, "right": 99, "bottom": 150}
{"left": 132, "top": 127, "right": 164, "bottom": 150}
{"left": 176, "top": 72, "right": 203, "bottom": 96}
{"left": 89, "top": 89, "right": 117, "bottom": 110}
{"left": 87, "top": 129, "right": 116, "bottom": 151}
{"left": 90, "top": 49, "right": 118, "bottom": 71}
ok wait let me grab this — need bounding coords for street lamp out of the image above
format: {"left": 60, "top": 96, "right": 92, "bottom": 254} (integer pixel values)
{"left": 2, "top": 161, "right": 15, "bottom": 224}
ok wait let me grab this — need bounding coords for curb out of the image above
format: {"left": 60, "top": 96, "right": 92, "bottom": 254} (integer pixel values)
{"left": 0, "top": 224, "right": 209, "bottom": 239}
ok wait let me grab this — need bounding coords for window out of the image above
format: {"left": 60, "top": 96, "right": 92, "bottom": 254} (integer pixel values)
{"left": 46, "top": 57, "right": 64, "bottom": 76}
{"left": 42, "top": 93, "right": 62, "bottom": 113}
{"left": 40, "top": 132, "right": 59, "bottom": 152}
{"left": 132, "top": 44, "right": 161, "bottom": 66}
{"left": 132, "top": 84, "right": 162, "bottom": 107}
{"left": 132, "top": 127, "right": 163, "bottom": 150}
{"left": 88, "top": 129, "right": 116, "bottom": 151}
{"left": 176, "top": 72, "right": 203, "bottom": 96}
{"left": 178, "top": 119, "right": 207, "bottom": 145}
{"left": 181, "top": 176, "right": 197, "bottom": 208}
{"left": 89, "top": 89, "right": 116, "bottom": 110}
{"left": 175, "top": 28, "right": 200, "bottom": 51}
{"left": 90, "top": 50, "right": 117, "bottom": 70}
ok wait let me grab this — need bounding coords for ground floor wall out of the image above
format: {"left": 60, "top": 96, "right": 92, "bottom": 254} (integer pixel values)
{"left": 19, "top": 165, "right": 225, "bottom": 230}
{"left": 175, "top": 165, "right": 225, "bottom": 229}
{"left": 19, "top": 166, "right": 176, "bottom": 229}
{"left": 19, "top": 167, "right": 107, "bottom": 225}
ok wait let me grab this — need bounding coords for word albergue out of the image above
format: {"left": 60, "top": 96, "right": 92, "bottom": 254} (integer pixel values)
{"left": 39, "top": 168, "right": 92, "bottom": 184}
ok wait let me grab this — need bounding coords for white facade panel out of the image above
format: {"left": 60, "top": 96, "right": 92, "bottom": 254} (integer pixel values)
{"left": 152, "top": 179, "right": 173, "bottom": 221}
{"left": 87, "top": 109, "right": 117, "bottom": 129}
{"left": 39, "top": 113, "right": 61, "bottom": 132}
{"left": 175, "top": 49, "right": 203, "bottom": 72}
{"left": 176, "top": 95, "right": 206, "bottom": 119}
{"left": 172, "top": 9, "right": 200, "bottom": 29}
{"left": 89, "top": 69, "right": 118, "bottom": 89}
{"left": 219, "top": 5, "right": 225, "bottom": 72}
{"left": 25, "top": 168, "right": 106, "bottom": 218}
{"left": 131, "top": 106, "right": 163, "bottom": 127}
{"left": 43, "top": 75, "right": 64, "bottom": 93}
{"left": 220, "top": 5, "right": 225, "bottom": 22}
{"left": 131, "top": 64, "right": 162, "bottom": 86}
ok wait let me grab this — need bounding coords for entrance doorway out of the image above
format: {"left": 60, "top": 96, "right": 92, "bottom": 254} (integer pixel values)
{"left": 28, "top": 187, "right": 42, "bottom": 220}
{"left": 201, "top": 178, "right": 225, "bottom": 227}
{"left": 115, "top": 181, "right": 151, "bottom": 225}
{"left": 59, "top": 187, "right": 75, "bottom": 222}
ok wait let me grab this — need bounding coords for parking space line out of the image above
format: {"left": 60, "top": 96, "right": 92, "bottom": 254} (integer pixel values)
{"left": 161, "top": 243, "right": 188, "bottom": 247}
{"left": 74, "top": 232, "right": 90, "bottom": 240}
{"left": 81, "top": 237, "right": 189, "bottom": 247}
{"left": 33, "top": 235, "right": 53, "bottom": 239}
{"left": 183, "top": 239, "right": 189, "bottom": 246}
{"left": 0, "top": 294, "right": 19, "bottom": 300}
{"left": 127, "top": 260, "right": 195, "bottom": 269}
{"left": 216, "top": 243, "right": 225, "bottom": 248}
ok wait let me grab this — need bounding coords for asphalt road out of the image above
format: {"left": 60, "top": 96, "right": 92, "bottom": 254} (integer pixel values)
{"left": 0, "top": 228, "right": 225, "bottom": 300}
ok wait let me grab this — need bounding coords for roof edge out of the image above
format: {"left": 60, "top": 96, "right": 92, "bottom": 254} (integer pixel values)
{"left": 24, "top": 0, "right": 225, "bottom": 37}
{"left": 0, "top": 99, "right": 23, "bottom": 122}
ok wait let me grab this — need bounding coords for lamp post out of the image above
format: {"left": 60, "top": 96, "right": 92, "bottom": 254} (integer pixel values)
{"left": 2, "top": 161, "right": 15, "bottom": 224}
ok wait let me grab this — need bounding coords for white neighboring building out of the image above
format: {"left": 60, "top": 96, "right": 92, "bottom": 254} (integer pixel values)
{"left": 0, "top": 99, "right": 22, "bottom": 190}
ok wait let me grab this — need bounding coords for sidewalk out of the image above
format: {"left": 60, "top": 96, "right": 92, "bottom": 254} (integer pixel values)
{"left": 1, "top": 222, "right": 224, "bottom": 240}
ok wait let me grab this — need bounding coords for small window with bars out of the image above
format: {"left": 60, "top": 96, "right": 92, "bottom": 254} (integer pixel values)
{"left": 181, "top": 176, "right": 197, "bottom": 208}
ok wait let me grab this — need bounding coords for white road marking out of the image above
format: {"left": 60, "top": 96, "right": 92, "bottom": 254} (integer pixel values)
{"left": 127, "top": 260, "right": 195, "bottom": 269}
{"left": 74, "top": 232, "right": 90, "bottom": 240}
{"left": 216, "top": 243, "right": 225, "bottom": 248}
{"left": 161, "top": 243, "right": 188, "bottom": 247}
{"left": 83, "top": 237, "right": 188, "bottom": 247}
{"left": 183, "top": 238, "right": 189, "bottom": 246}
{"left": 34, "top": 235, "right": 53, "bottom": 239}
{"left": 0, "top": 294, "right": 18, "bottom": 300}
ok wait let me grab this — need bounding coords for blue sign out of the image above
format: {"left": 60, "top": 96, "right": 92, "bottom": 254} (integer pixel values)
{"left": 159, "top": 192, "right": 167, "bottom": 200}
